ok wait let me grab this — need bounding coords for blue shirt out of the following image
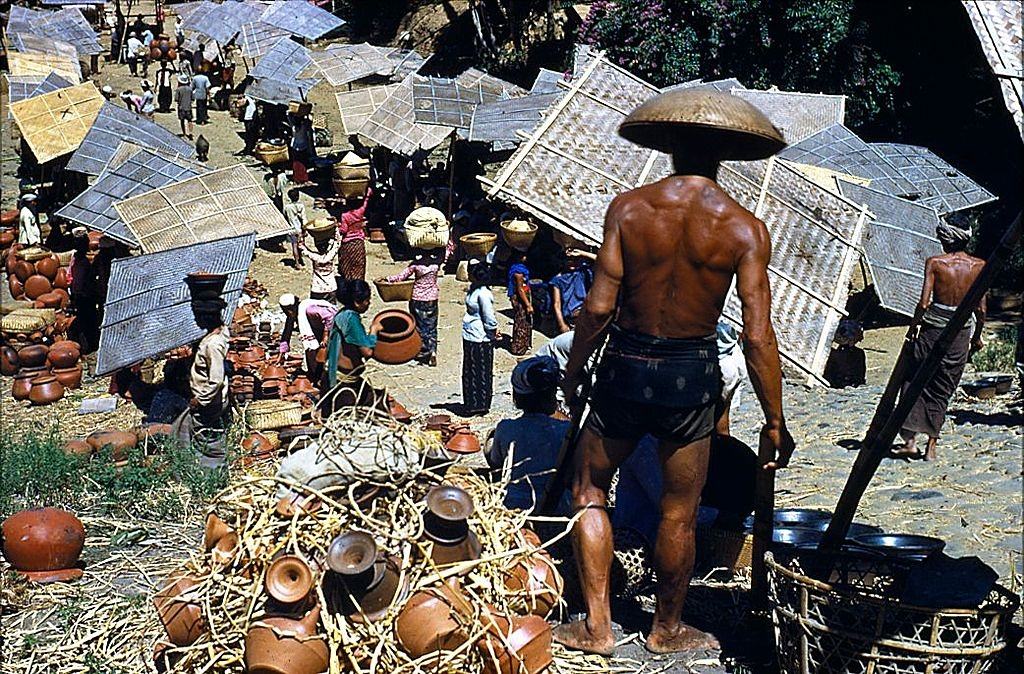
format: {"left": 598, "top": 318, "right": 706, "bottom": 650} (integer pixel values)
{"left": 325, "top": 309, "right": 377, "bottom": 388}
{"left": 507, "top": 263, "right": 530, "bottom": 298}
{"left": 550, "top": 263, "right": 593, "bottom": 318}
{"left": 486, "top": 413, "right": 571, "bottom": 513}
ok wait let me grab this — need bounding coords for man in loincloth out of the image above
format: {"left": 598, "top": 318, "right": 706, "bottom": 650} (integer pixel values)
{"left": 557, "top": 89, "right": 795, "bottom": 655}
{"left": 893, "top": 222, "right": 985, "bottom": 461}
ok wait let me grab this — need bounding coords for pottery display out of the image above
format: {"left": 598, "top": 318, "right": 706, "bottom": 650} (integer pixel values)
{"left": 370, "top": 309, "right": 422, "bottom": 365}
{"left": 203, "top": 513, "right": 233, "bottom": 552}
{"left": 1, "top": 507, "right": 85, "bottom": 582}
{"left": 12, "top": 371, "right": 36, "bottom": 400}
{"left": 446, "top": 428, "right": 481, "bottom": 454}
{"left": 17, "top": 344, "right": 49, "bottom": 368}
{"left": 153, "top": 575, "right": 206, "bottom": 646}
{"left": 52, "top": 365, "right": 83, "bottom": 389}
{"left": 13, "top": 259, "right": 33, "bottom": 282}
{"left": 64, "top": 439, "right": 93, "bottom": 457}
{"left": 35, "top": 255, "right": 59, "bottom": 280}
{"left": 423, "top": 486, "right": 482, "bottom": 568}
{"left": 47, "top": 340, "right": 81, "bottom": 368}
{"left": 265, "top": 554, "right": 315, "bottom": 604}
{"left": 29, "top": 375, "right": 64, "bottom": 406}
{"left": 34, "top": 291, "right": 62, "bottom": 309}
{"left": 395, "top": 583, "right": 472, "bottom": 658}
{"left": 503, "top": 549, "right": 564, "bottom": 617}
{"left": 86, "top": 430, "right": 138, "bottom": 459}
{"left": 23, "top": 274, "right": 51, "bottom": 300}
{"left": 1, "top": 346, "right": 18, "bottom": 375}
{"left": 477, "top": 614, "right": 553, "bottom": 674}
{"left": 244, "top": 606, "right": 328, "bottom": 674}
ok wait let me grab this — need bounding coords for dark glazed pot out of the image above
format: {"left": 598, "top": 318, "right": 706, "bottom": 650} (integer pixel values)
{"left": 1, "top": 346, "right": 19, "bottom": 375}
{"left": 153, "top": 575, "right": 206, "bottom": 646}
{"left": 370, "top": 309, "right": 422, "bottom": 365}
{"left": 29, "top": 375, "right": 64, "bottom": 406}
{"left": 1, "top": 507, "right": 85, "bottom": 582}
{"left": 17, "top": 344, "right": 49, "bottom": 368}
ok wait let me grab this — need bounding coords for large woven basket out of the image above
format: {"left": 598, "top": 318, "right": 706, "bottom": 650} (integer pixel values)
{"left": 404, "top": 207, "right": 449, "bottom": 250}
{"left": 768, "top": 551, "right": 1018, "bottom": 674}
{"left": 244, "top": 400, "right": 303, "bottom": 430}
{"left": 16, "top": 246, "right": 52, "bottom": 263}
{"left": 254, "top": 142, "right": 289, "bottom": 166}
{"left": 500, "top": 220, "right": 538, "bottom": 251}
{"left": 2, "top": 308, "right": 56, "bottom": 333}
{"left": 373, "top": 279, "right": 414, "bottom": 302}
{"left": 460, "top": 232, "right": 497, "bottom": 258}
{"left": 54, "top": 250, "right": 73, "bottom": 266}
{"left": 696, "top": 524, "right": 753, "bottom": 571}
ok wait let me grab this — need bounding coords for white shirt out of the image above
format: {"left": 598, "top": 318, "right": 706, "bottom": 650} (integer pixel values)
{"left": 243, "top": 96, "right": 257, "bottom": 121}
{"left": 462, "top": 286, "right": 498, "bottom": 343}
{"left": 190, "top": 328, "right": 230, "bottom": 406}
{"left": 126, "top": 37, "right": 144, "bottom": 57}
{"left": 536, "top": 330, "right": 574, "bottom": 371}
{"left": 18, "top": 206, "right": 40, "bottom": 245}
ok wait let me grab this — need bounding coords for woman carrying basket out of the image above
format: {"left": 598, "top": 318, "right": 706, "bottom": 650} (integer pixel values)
{"left": 379, "top": 249, "right": 442, "bottom": 367}
{"left": 337, "top": 188, "right": 373, "bottom": 282}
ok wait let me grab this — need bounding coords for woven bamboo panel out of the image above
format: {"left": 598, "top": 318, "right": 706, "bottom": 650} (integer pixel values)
{"left": 57, "top": 143, "right": 206, "bottom": 246}
{"left": 379, "top": 47, "right": 426, "bottom": 81}
{"left": 335, "top": 84, "right": 400, "bottom": 135}
{"left": 28, "top": 72, "right": 73, "bottom": 99}
{"left": 250, "top": 37, "right": 313, "bottom": 82}
{"left": 4, "top": 75, "right": 44, "bottom": 108}
{"left": 114, "top": 166, "right": 291, "bottom": 253}
{"left": 6, "top": 32, "right": 79, "bottom": 61}
{"left": 309, "top": 43, "right": 394, "bottom": 87}
{"left": 178, "top": 1, "right": 218, "bottom": 27}
{"left": 963, "top": 0, "right": 1022, "bottom": 139}
{"left": 529, "top": 68, "right": 566, "bottom": 94}
{"left": 96, "top": 233, "right": 255, "bottom": 376}
{"left": 412, "top": 75, "right": 506, "bottom": 129}
{"left": 869, "top": 142, "right": 997, "bottom": 214}
{"left": 259, "top": 0, "right": 346, "bottom": 40}
{"left": 664, "top": 77, "right": 746, "bottom": 93}
{"left": 359, "top": 76, "right": 453, "bottom": 155}
{"left": 778, "top": 124, "right": 919, "bottom": 198}
{"left": 838, "top": 180, "right": 943, "bottom": 318}
{"left": 732, "top": 88, "right": 844, "bottom": 144}
{"left": 247, "top": 76, "right": 319, "bottom": 105}
{"left": 6, "top": 5, "right": 49, "bottom": 33}
{"left": 717, "top": 158, "right": 868, "bottom": 384}
{"left": 31, "top": 8, "right": 102, "bottom": 57}
{"left": 469, "top": 91, "right": 563, "bottom": 150}
{"left": 6, "top": 51, "right": 82, "bottom": 84}
{"left": 9, "top": 82, "right": 102, "bottom": 164}
{"left": 455, "top": 68, "right": 527, "bottom": 97}
{"left": 786, "top": 161, "right": 870, "bottom": 193}
{"left": 239, "top": 21, "right": 293, "bottom": 60}
{"left": 66, "top": 102, "right": 197, "bottom": 176}
{"left": 193, "top": 1, "right": 264, "bottom": 44}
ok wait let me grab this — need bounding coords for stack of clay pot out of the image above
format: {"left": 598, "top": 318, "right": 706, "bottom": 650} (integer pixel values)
{"left": 5, "top": 249, "right": 71, "bottom": 309}
{"left": 225, "top": 342, "right": 320, "bottom": 407}
{"left": 1, "top": 507, "right": 86, "bottom": 583}
{"left": 7, "top": 340, "right": 83, "bottom": 405}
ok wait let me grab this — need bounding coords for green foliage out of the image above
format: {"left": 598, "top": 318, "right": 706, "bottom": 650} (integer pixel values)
{"left": 579, "top": 0, "right": 901, "bottom": 128}
{"left": 972, "top": 324, "right": 1019, "bottom": 373}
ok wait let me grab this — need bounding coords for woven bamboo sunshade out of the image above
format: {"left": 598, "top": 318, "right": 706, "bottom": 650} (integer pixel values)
{"left": 731, "top": 88, "right": 845, "bottom": 144}
{"left": 335, "top": 83, "right": 400, "bottom": 136}
{"left": 868, "top": 142, "right": 997, "bottom": 214}
{"left": 6, "top": 51, "right": 82, "bottom": 84}
{"left": 5, "top": 32, "right": 79, "bottom": 61}
{"left": 259, "top": 0, "right": 346, "bottom": 40}
{"left": 9, "top": 82, "right": 102, "bottom": 164}
{"left": 239, "top": 21, "right": 292, "bottom": 60}
{"left": 114, "top": 165, "right": 292, "bottom": 253}
{"left": 31, "top": 7, "right": 103, "bottom": 57}
{"left": 358, "top": 75, "right": 453, "bottom": 156}
{"left": 412, "top": 75, "right": 507, "bottom": 130}
{"left": 308, "top": 43, "right": 394, "bottom": 87}
{"left": 786, "top": 162, "right": 871, "bottom": 193}
{"left": 962, "top": 0, "right": 1023, "bottom": 140}
{"left": 249, "top": 36, "right": 314, "bottom": 82}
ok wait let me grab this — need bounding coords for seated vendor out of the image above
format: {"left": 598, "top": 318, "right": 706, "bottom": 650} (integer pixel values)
{"left": 549, "top": 249, "right": 596, "bottom": 334}
{"left": 485, "top": 356, "right": 571, "bottom": 513}
{"left": 279, "top": 292, "right": 338, "bottom": 381}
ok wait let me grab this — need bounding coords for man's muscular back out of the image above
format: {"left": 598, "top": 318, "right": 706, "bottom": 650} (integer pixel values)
{"left": 925, "top": 252, "right": 984, "bottom": 307}
{"left": 600, "top": 175, "right": 770, "bottom": 338}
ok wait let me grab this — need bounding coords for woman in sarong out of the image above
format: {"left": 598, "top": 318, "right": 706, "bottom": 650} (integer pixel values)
{"left": 462, "top": 261, "right": 499, "bottom": 415}
{"left": 507, "top": 250, "right": 533, "bottom": 356}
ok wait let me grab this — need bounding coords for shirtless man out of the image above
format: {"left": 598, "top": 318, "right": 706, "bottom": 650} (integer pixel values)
{"left": 894, "top": 222, "right": 985, "bottom": 461}
{"left": 557, "top": 90, "right": 795, "bottom": 655}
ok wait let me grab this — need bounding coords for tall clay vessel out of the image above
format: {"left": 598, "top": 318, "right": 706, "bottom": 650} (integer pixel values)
{"left": 1, "top": 508, "right": 85, "bottom": 582}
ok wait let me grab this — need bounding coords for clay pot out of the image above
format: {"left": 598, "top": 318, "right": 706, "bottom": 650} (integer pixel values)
{"left": 265, "top": 554, "right": 315, "bottom": 604}
{"left": 0, "top": 230, "right": 14, "bottom": 248}
{"left": 9, "top": 276, "right": 23, "bottom": 298}
{"left": 13, "top": 259, "right": 34, "bottom": 282}
{"left": 241, "top": 432, "right": 279, "bottom": 457}
{"left": 326, "top": 545, "right": 404, "bottom": 623}
{"left": 425, "top": 414, "right": 452, "bottom": 432}
{"left": 1, "top": 346, "right": 18, "bottom": 376}
{"left": 29, "top": 375, "right": 64, "bottom": 405}
{"left": 23, "top": 274, "right": 51, "bottom": 300}
{"left": 12, "top": 371, "right": 36, "bottom": 400}
{"left": 396, "top": 583, "right": 472, "bottom": 658}
{"left": 1, "top": 210, "right": 18, "bottom": 226}
{"left": 1, "top": 508, "right": 85, "bottom": 582}
{"left": 260, "top": 364, "right": 288, "bottom": 381}
{"left": 139, "top": 423, "right": 174, "bottom": 441}
{"left": 388, "top": 397, "right": 413, "bottom": 423}
{"left": 184, "top": 272, "right": 228, "bottom": 298}
{"left": 51, "top": 287, "right": 70, "bottom": 308}
{"left": 64, "top": 439, "right": 93, "bottom": 457}
{"left": 211, "top": 532, "right": 239, "bottom": 565}
{"left": 477, "top": 614, "right": 553, "bottom": 674}
{"left": 520, "top": 528, "right": 542, "bottom": 549}
{"left": 275, "top": 493, "right": 321, "bottom": 518}
{"left": 34, "top": 291, "right": 62, "bottom": 309}
{"left": 245, "top": 606, "right": 328, "bottom": 674}
{"left": 87, "top": 231, "right": 102, "bottom": 251}
{"left": 17, "top": 344, "right": 49, "bottom": 368}
{"left": 423, "top": 485, "right": 482, "bottom": 569}
{"left": 503, "top": 549, "right": 564, "bottom": 617}
{"left": 35, "top": 256, "right": 59, "bottom": 281}
{"left": 370, "top": 309, "right": 422, "bottom": 365}
{"left": 291, "top": 376, "right": 316, "bottom": 393}
{"left": 53, "top": 267, "right": 69, "bottom": 289}
{"left": 48, "top": 340, "right": 81, "bottom": 368}
{"left": 203, "top": 513, "right": 233, "bottom": 552}
{"left": 52, "top": 365, "right": 83, "bottom": 389}
{"left": 326, "top": 531, "right": 378, "bottom": 576}
{"left": 153, "top": 575, "right": 206, "bottom": 646}
{"left": 86, "top": 430, "right": 138, "bottom": 460}
{"left": 446, "top": 428, "right": 481, "bottom": 454}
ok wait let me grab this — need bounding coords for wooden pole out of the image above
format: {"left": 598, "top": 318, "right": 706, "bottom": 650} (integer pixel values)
{"left": 749, "top": 432, "right": 776, "bottom": 612}
{"left": 820, "top": 212, "right": 1022, "bottom": 551}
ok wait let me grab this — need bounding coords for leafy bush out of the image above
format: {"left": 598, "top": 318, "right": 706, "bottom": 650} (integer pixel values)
{"left": 972, "top": 324, "right": 1019, "bottom": 373}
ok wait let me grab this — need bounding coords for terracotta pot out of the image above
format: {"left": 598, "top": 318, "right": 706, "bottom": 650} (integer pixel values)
{"left": 203, "top": 513, "right": 233, "bottom": 551}
{"left": 184, "top": 272, "right": 228, "bottom": 299}
{"left": 153, "top": 575, "right": 206, "bottom": 646}
{"left": 13, "top": 260, "right": 34, "bottom": 282}
{"left": 34, "top": 291, "right": 61, "bottom": 309}
{"left": 0, "top": 230, "right": 14, "bottom": 248}
{"left": 370, "top": 309, "right": 422, "bottom": 365}
{"left": 245, "top": 606, "right": 327, "bottom": 674}
{"left": 1, "top": 508, "right": 85, "bottom": 582}
{"left": 260, "top": 364, "right": 288, "bottom": 381}
{"left": 446, "top": 428, "right": 481, "bottom": 454}
{"left": 327, "top": 551, "right": 404, "bottom": 623}
{"left": 396, "top": 583, "right": 472, "bottom": 658}
{"left": 29, "top": 375, "right": 64, "bottom": 405}
{"left": 51, "top": 287, "right": 70, "bottom": 308}
{"left": 139, "top": 423, "right": 174, "bottom": 441}
{"left": 477, "top": 614, "right": 553, "bottom": 674}
{"left": 425, "top": 414, "right": 452, "bottom": 432}
{"left": 275, "top": 493, "right": 321, "bottom": 518}
{"left": 0, "top": 346, "right": 18, "bottom": 376}
{"left": 388, "top": 396, "right": 413, "bottom": 423}
{"left": 35, "top": 256, "right": 59, "bottom": 281}
{"left": 1, "top": 210, "right": 17, "bottom": 226}
{"left": 48, "top": 340, "right": 81, "bottom": 368}
{"left": 291, "top": 376, "right": 316, "bottom": 393}
{"left": 9, "top": 276, "right": 23, "bottom": 298}
{"left": 23, "top": 274, "right": 51, "bottom": 300}
{"left": 52, "top": 365, "right": 83, "bottom": 389}
{"left": 53, "top": 267, "right": 69, "bottom": 289}
{"left": 265, "top": 554, "right": 315, "bottom": 604}
{"left": 17, "top": 344, "right": 49, "bottom": 368}
{"left": 64, "top": 439, "right": 93, "bottom": 457}
{"left": 88, "top": 231, "right": 102, "bottom": 251}
{"left": 12, "top": 371, "right": 36, "bottom": 400}
{"left": 211, "top": 532, "right": 239, "bottom": 565}
{"left": 241, "top": 432, "right": 279, "bottom": 457}
{"left": 503, "top": 549, "right": 563, "bottom": 617}
{"left": 86, "top": 430, "right": 138, "bottom": 460}
{"left": 423, "top": 486, "right": 482, "bottom": 569}
{"left": 519, "top": 528, "right": 542, "bottom": 549}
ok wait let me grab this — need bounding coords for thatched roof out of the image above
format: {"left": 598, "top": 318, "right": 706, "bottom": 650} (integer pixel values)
{"left": 9, "top": 82, "right": 103, "bottom": 164}
{"left": 962, "top": 0, "right": 1023, "bottom": 140}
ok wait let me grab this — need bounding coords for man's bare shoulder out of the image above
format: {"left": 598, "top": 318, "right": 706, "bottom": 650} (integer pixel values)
{"left": 612, "top": 176, "right": 763, "bottom": 232}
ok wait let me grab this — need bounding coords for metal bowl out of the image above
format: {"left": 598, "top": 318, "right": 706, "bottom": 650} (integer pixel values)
{"left": 771, "top": 526, "right": 824, "bottom": 548}
{"left": 851, "top": 533, "right": 945, "bottom": 560}
{"left": 805, "top": 520, "right": 884, "bottom": 539}
{"left": 773, "top": 508, "right": 832, "bottom": 527}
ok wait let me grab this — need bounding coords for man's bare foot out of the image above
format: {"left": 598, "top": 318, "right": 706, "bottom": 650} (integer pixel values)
{"left": 645, "top": 624, "right": 719, "bottom": 654}
{"left": 924, "top": 439, "right": 937, "bottom": 461}
{"left": 552, "top": 620, "right": 615, "bottom": 656}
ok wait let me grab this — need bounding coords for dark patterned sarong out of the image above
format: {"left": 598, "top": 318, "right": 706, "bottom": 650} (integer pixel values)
{"left": 510, "top": 297, "right": 532, "bottom": 356}
{"left": 462, "top": 339, "right": 493, "bottom": 413}
{"left": 338, "top": 238, "right": 366, "bottom": 281}
{"left": 901, "top": 324, "right": 972, "bottom": 438}
{"left": 410, "top": 299, "right": 438, "bottom": 357}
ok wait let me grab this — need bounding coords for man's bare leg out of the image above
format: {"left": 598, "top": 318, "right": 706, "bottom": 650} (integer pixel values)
{"left": 646, "top": 435, "right": 719, "bottom": 654}
{"left": 553, "top": 428, "right": 634, "bottom": 656}
{"left": 924, "top": 436, "right": 937, "bottom": 461}
{"left": 893, "top": 429, "right": 920, "bottom": 457}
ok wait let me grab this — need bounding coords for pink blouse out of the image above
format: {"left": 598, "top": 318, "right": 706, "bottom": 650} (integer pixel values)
{"left": 338, "top": 187, "right": 373, "bottom": 243}
{"left": 387, "top": 264, "right": 440, "bottom": 302}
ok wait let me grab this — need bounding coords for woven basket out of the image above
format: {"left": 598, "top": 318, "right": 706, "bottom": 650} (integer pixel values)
{"left": 244, "top": 400, "right": 303, "bottom": 430}
{"left": 1, "top": 299, "right": 34, "bottom": 315}
{"left": 304, "top": 219, "right": 336, "bottom": 241}
{"left": 254, "top": 142, "right": 289, "bottom": 166}
{"left": 1, "top": 308, "right": 56, "bottom": 333}
{"left": 404, "top": 207, "right": 449, "bottom": 250}
{"left": 768, "top": 551, "right": 1018, "bottom": 674}
{"left": 54, "top": 250, "right": 73, "bottom": 266}
{"left": 500, "top": 220, "right": 538, "bottom": 251}
{"left": 460, "top": 232, "right": 497, "bottom": 258}
{"left": 696, "top": 524, "right": 753, "bottom": 570}
{"left": 16, "top": 246, "right": 51, "bottom": 262}
{"left": 374, "top": 279, "right": 414, "bottom": 302}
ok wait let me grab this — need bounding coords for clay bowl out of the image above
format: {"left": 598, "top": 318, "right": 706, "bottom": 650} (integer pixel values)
{"left": 446, "top": 428, "right": 481, "bottom": 454}
{"left": 17, "top": 344, "right": 49, "bottom": 368}
{"left": 241, "top": 431, "right": 280, "bottom": 457}
{"left": 1, "top": 346, "right": 19, "bottom": 376}
{"left": 370, "top": 309, "right": 422, "bottom": 365}
{"left": 396, "top": 583, "right": 472, "bottom": 658}
{"left": 48, "top": 340, "right": 81, "bottom": 369}
{"left": 35, "top": 255, "right": 59, "bottom": 281}
{"left": 23, "top": 274, "right": 51, "bottom": 300}
{"left": 260, "top": 364, "right": 288, "bottom": 381}
{"left": 477, "top": 614, "right": 553, "bottom": 674}
{"left": 52, "top": 365, "right": 83, "bottom": 389}
{"left": 13, "top": 259, "right": 34, "bottom": 282}
{"left": 1, "top": 507, "right": 85, "bottom": 582}
{"left": 425, "top": 414, "right": 452, "bottom": 432}
{"left": 275, "top": 493, "right": 322, "bottom": 518}
{"left": 388, "top": 397, "right": 413, "bottom": 423}
{"left": 265, "top": 554, "right": 316, "bottom": 604}
{"left": 244, "top": 606, "right": 327, "bottom": 674}
{"left": 29, "top": 375, "right": 64, "bottom": 406}
{"left": 153, "top": 575, "right": 206, "bottom": 646}
{"left": 184, "top": 272, "right": 228, "bottom": 299}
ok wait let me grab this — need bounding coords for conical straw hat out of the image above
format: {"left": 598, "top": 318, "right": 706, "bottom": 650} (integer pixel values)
{"left": 619, "top": 89, "right": 785, "bottom": 159}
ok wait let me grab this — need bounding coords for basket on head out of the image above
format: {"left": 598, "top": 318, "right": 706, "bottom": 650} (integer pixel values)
{"left": 501, "top": 220, "right": 537, "bottom": 251}
{"left": 403, "top": 207, "right": 449, "bottom": 250}
{"left": 244, "top": 400, "right": 304, "bottom": 430}
{"left": 459, "top": 232, "right": 497, "bottom": 258}
{"left": 619, "top": 89, "right": 785, "bottom": 160}
{"left": 254, "top": 142, "right": 289, "bottom": 166}
{"left": 373, "top": 278, "right": 414, "bottom": 302}
{"left": 304, "top": 218, "right": 336, "bottom": 241}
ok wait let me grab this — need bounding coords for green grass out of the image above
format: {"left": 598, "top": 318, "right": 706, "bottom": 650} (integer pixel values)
{"left": 972, "top": 324, "right": 1019, "bottom": 373}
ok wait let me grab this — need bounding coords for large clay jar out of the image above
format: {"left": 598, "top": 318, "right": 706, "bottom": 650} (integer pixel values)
{"left": 12, "top": 371, "right": 35, "bottom": 400}
{"left": 35, "top": 255, "right": 59, "bottom": 281}
{"left": 48, "top": 340, "right": 81, "bottom": 369}
{"left": 370, "top": 309, "right": 422, "bottom": 365}
{"left": 396, "top": 582, "right": 472, "bottom": 658}
{"left": 1, "top": 346, "right": 18, "bottom": 376}
{"left": 9, "top": 276, "right": 24, "bottom": 298}
{"left": 17, "top": 344, "right": 49, "bottom": 368}
{"left": 23, "top": 274, "right": 51, "bottom": 300}
{"left": 1, "top": 507, "right": 85, "bottom": 582}
{"left": 86, "top": 430, "right": 138, "bottom": 461}
{"left": 34, "top": 291, "right": 62, "bottom": 309}
{"left": 51, "top": 287, "right": 70, "bottom": 309}
{"left": 29, "top": 375, "right": 64, "bottom": 406}
{"left": 53, "top": 267, "right": 69, "bottom": 290}
{"left": 245, "top": 605, "right": 328, "bottom": 674}
{"left": 51, "top": 365, "right": 83, "bottom": 389}
{"left": 265, "top": 554, "right": 315, "bottom": 604}
{"left": 325, "top": 532, "right": 404, "bottom": 622}
{"left": 503, "top": 549, "right": 564, "bottom": 617}
{"left": 13, "top": 259, "right": 34, "bottom": 282}
{"left": 153, "top": 575, "right": 206, "bottom": 646}
{"left": 477, "top": 614, "right": 553, "bottom": 674}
